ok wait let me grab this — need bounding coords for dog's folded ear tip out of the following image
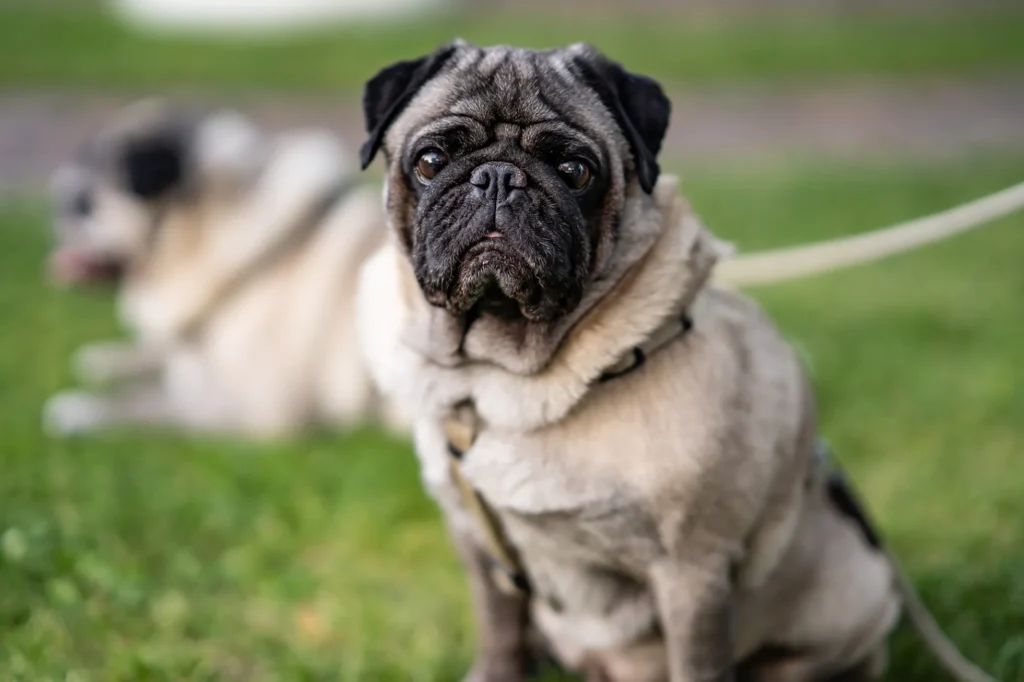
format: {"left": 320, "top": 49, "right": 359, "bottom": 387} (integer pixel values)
{"left": 359, "top": 144, "right": 375, "bottom": 171}
{"left": 638, "top": 163, "right": 660, "bottom": 195}
{"left": 360, "top": 45, "right": 458, "bottom": 173}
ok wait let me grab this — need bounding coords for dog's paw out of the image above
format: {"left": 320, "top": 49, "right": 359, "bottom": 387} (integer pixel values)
{"left": 42, "top": 391, "right": 107, "bottom": 436}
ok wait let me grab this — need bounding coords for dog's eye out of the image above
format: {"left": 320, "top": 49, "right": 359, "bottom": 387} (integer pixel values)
{"left": 71, "top": 190, "right": 93, "bottom": 217}
{"left": 415, "top": 150, "right": 449, "bottom": 183}
{"left": 557, "top": 160, "right": 591, "bottom": 191}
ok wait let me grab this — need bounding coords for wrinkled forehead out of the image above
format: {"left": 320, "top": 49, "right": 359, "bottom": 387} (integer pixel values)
{"left": 386, "top": 45, "right": 623, "bottom": 157}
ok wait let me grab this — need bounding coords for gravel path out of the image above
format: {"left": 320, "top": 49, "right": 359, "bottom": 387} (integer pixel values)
{"left": 2, "top": 78, "right": 1022, "bottom": 196}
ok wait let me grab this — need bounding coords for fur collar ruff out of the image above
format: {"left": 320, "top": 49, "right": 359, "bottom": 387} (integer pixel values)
{"left": 360, "top": 175, "right": 727, "bottom": 431}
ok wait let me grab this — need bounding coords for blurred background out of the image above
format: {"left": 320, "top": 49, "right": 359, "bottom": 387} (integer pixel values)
{"left": 1, "top": 0, "right": 1022, "bottom": 680}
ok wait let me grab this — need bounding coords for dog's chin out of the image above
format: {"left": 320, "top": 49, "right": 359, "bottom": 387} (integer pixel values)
{"left": 427, "top": 244, "right": 567, "bottom": 323}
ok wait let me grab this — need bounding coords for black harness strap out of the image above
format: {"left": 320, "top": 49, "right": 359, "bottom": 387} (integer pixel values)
{"left": 599, "top": 313, "right": 694, "bottom": 382}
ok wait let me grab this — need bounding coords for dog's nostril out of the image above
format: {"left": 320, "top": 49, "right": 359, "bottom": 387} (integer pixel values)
{"left": 470, "top": 164, "right": 527, "bottom": 193}
{"left": 70, "top": 190, "right": 93, "bottom": 217}
{"left": 498, "top": 167, "right": 527, "bottom": 190}
{"left": 470, "top": 167, "right": 492, "bottom": 189}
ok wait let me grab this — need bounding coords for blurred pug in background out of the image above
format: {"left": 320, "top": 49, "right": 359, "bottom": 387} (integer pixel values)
{"left": 44, "top": 100, "right": 407, "bottom": 439}
{"left": 354, "top": 42, "right": 993, "bottom": 682}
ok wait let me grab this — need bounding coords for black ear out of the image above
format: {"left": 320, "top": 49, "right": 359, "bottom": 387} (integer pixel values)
{"left": 571, "top": 48, "right": 671, "bottom": 194}
{"left": 359, "top": 43, "right": 459, "bottom": 170}
{"left": 122, "top": 132, "right": 186, "bottom": 200}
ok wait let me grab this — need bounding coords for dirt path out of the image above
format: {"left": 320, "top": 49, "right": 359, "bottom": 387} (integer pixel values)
{"left": 2, "top": 78, "right": 1022, "bottom": 196}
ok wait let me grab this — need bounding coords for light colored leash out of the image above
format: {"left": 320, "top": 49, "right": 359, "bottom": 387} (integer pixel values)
{"left": 445, "top": 401, "right": 531, "bottom": 595}
{"left": 814, "top": 443, "right": 998, "bottom": 682}
{"left": 715, "top": 181, "right": 1024, "bottom": 287}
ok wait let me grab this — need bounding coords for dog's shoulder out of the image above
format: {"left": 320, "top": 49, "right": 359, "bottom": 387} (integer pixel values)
{"left": 689, "top": 285, "right": 806, "bottom": 401}
{"left": 697, "top": 285, "right": 786, "bottom": 345}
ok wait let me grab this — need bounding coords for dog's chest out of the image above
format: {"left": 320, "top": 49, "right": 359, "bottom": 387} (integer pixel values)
{"left": 413, "top": 362, "right": 715, "bottom": 565}
{"left": 417, "top": 402, "right": 680, "bottom": 556}
{"left": 416, "top": 412, "right": 670, "bottom": 649}
{"left": 418, "top": 413, "right": 667, "bottom": 551}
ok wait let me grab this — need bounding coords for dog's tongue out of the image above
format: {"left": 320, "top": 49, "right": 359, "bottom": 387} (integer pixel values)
{"left": 48, "top": 250, "right": 120, "bottom": 286}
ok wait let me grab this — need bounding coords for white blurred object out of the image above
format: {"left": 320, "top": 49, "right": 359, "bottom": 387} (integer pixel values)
{"left": 112, "top": 0, "right": 448, "bottom": 35}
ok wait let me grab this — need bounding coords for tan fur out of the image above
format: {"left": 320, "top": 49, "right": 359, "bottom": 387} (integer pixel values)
{"left": 357, "top": 175, "right": 899, "bottom": 681}
{"left": 44, "top": 107, "right": 407, "bottom": 439}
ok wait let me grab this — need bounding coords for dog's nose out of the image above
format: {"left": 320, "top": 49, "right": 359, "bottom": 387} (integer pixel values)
{"left": 470, "top": 162, "right": 527, "bottom": 205}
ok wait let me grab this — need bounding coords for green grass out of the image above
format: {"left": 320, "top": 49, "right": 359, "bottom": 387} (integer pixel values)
{"left": 1, "top": 155, "right": 1023, "bottom": 681}
{"left": 1, "top": 5, "right": 1024, "bottom": 92}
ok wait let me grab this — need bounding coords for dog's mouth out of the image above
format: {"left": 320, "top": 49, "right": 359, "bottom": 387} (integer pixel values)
{"left": 435, "top": 240, "right": 551, "bottom": 322}
{"left": 414, "top": 189, "right": 589, "bottom": 324}
{"left": 48, "top": 249, "right": 125, "bottom": 287}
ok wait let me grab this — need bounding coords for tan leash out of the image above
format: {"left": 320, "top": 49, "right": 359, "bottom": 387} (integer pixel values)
{"left": 442, "top": 311, "right": 695, "bottom": 596}
{"left": 444, "top": 402, "right": 531, "bottom": 595}
{"left": 715, "top": 180, "right": 1024, "bottom": 288}
{"left": 814, "top": 442, "right": 998, "bottom": 682}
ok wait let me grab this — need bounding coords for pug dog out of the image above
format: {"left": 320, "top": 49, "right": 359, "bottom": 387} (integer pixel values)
{"left": 353, "top": 42, "right": 994, "bottom": 682}
{"left": 44, "top": 100, "right": 407, "bottom": 439}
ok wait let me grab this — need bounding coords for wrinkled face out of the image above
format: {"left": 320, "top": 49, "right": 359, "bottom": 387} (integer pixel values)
{"left": 361, "top": 43, "right": 670, "bottom": 323}
{"left": 400, "top": 111, "right": 603, "bottom": 322}
{"left": 48, "top": 127, "right": 184, "bottom": 286}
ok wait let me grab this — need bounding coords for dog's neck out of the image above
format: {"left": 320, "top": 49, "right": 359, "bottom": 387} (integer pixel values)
{"left": 387, "top": 175, "right": 725, "bottom": 430}
{"left": 119, "top": 132, "right": 351, "bottom": 344}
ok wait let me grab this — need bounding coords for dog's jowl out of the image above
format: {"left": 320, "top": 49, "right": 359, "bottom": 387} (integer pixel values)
{"left": 355, "top": 42, "right": 994, "bottom": 682}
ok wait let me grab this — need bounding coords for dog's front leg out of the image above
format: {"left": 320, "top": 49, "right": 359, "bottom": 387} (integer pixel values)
{"left": 73, "top": 340, "right": 164, "bottom": 386}
{"left": 451, "top": 530, "right": 531, "bottom": 682}
{"left": 649, "top": 553, "right": 735, "bottom": 682}
{"left": 42, "top": 382, "right": 179, "bottom": 436}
